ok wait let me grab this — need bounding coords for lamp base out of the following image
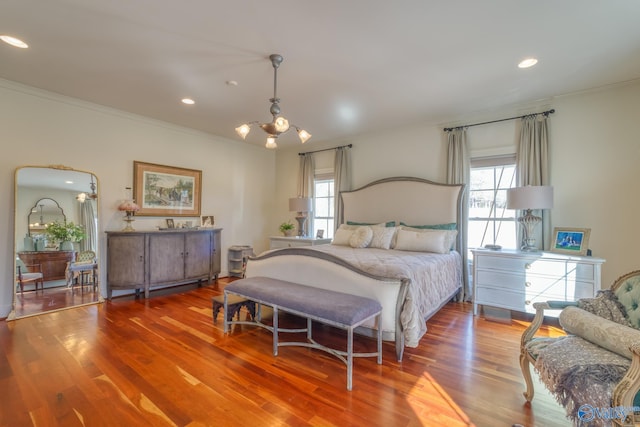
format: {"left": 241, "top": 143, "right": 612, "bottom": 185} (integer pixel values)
{"left": 295, "top": 214, "right": 307, "bottom": 237}
{"left": 518, "top": 209, "right": 542, "bottom": 252}
{"left": 122, "top": 216, "right": 136, "bottom": 232}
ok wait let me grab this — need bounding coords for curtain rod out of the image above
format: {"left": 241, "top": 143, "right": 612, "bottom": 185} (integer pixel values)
{"left": 298, "top": 143, "right": 352, "bottom": 156}
{"left": 443, "top": 109, "right": 555, "bottom": 132}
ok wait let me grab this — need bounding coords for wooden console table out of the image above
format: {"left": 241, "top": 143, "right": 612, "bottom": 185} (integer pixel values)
{"left": 18, "top": 251, "right": 74, "bottom": 282}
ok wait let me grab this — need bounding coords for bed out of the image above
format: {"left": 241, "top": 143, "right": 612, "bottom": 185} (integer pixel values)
{"left": 245, "top": 177, "right": 466, "bottom": 361}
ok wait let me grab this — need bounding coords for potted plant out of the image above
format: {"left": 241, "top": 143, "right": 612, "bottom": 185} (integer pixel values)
{"left": 44, "top": 221, "right": 86, "bottom": 250}
{"left": 279, "top": 221, "right": 296, "bottom": 237}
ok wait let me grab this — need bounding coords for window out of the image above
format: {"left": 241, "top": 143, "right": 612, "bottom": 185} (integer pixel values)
{"left": 312, "top": 178, "right": 335, "bottom": 239}
{"left": 468, "top": 156, "right": 517, "bottom": 250}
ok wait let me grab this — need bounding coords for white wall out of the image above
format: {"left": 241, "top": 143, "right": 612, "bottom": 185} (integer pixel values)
{"left": 275, "top": 80, "right": 640, "bottom": 289}
{"left": 0, "top": 79, "right": 276, "bottom": 318}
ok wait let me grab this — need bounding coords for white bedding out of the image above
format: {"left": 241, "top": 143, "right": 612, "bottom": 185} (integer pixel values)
{"left": 307, "top": 244, "right": 463, "bottom": 347}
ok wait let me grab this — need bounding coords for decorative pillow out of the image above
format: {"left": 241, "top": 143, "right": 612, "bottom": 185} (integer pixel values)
{"left": 331, "top": 226, "right": 354, "bottom": 246}
{"left": 559, "top": 306, "right": 640, "bottom": 360}
{"left": 399, "top": 222, "right": 457, "bottom": 230}
{"left": 347, "top": 220, "right": 396, "bottom": 227}
{"left": 368, "top": 225, "right": 397, "bottom": 249}
{"left": 578, "top": 290, "right": 632, "bottom": 328}
{"left": 394, "top": 228, "right": 452, "bottom": 253}
{"left": 394, "top": 226, "right": 457, "bottom": 251}
{"left": 349, "top": 226, "right": 373, "bottom": 248}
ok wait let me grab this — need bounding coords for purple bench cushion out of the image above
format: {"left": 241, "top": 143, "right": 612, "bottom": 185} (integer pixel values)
{"left": 225, "top": 277, "right": 382, "bottom": 326}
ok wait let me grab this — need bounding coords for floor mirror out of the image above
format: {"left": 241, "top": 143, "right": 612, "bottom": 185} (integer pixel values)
{"left": 9, "top": 165, "right": 103, "bottom": 319}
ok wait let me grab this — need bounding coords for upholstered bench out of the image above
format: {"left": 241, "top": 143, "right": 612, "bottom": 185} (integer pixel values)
{"left": 223, "top": 276, "right": 383, "bottom": 390}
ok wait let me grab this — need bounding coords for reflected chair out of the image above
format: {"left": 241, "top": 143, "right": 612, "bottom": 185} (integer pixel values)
{"left": 16, "top": 257, "right": 44, "bottom": 294}
{"left": 66, "top": 250, "right": 98, "bottom": 294}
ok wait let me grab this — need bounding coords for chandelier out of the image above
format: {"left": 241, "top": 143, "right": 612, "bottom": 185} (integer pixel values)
{"left": 76, "top": 175, "right": 98, "bottom": 203}
{"left": 235, "top": 54, "right": 311, "bottom": 149}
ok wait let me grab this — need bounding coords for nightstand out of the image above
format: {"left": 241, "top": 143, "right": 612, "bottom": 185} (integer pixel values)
{"left": 269, "top": 236, "right": 332, "bottom": 249}
{"left": 471, "top": 249, "right": 605, "bottom": 316}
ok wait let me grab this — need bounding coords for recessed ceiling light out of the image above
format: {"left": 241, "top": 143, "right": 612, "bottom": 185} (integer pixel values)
{"left": 65, "top": 180, "right": 74, "bottom": 185}
{"left": 0, "top": 35, "right": 29, "bottom": 48}
{"left": 181, "top": 98, "right": 195, "bottom": 105}
{"left": 518, "top": 58, "right": 538, "bottom": 68}
{"left": 226, "top": 80, "right": 238, "bottom": 86}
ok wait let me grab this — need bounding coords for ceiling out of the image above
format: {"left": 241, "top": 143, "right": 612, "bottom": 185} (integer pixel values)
{"left": 2, "top": 1, "right": 640, "bottom": 148}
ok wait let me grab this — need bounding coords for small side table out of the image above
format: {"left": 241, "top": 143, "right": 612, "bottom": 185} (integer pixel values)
{"left": 228, "top": 245, "right": 254, "bottom": 278}
{"left": 211, "top": 294, "right": 256, "bottom": 324}
{"left": 269, "top": 236, "right": 332, "bottom": 249}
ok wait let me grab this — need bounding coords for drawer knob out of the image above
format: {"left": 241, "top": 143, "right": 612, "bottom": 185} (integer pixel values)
{"left": 524, "top": 263, "right": 531, "bottom": 270}
{"left": 525, "top": 281, "right": 531, "bottom": 287}
{"left": 525, "top": 300, "right": 531, "bottom": 305}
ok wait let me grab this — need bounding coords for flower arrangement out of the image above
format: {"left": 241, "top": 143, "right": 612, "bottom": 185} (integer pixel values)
{"left": 44, "top": 221, "right": 86, "bottom": 243}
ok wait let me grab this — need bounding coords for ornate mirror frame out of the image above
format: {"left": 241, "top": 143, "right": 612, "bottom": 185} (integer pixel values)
{"left": 9, "top": 165, "right": 103, "bottom": 320}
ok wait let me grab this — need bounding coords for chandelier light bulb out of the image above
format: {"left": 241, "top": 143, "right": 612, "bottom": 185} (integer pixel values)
{"left": 235, "top": 124, "right": 251, "bottom": 139}
{"left": 265, "top": 137, "right": 278, "bottom": 149}
{"left": 274, "top": 116, "right": 290, "bottom": 133}
{"left": 297, "top": 129, "right": 312, "bottom": 144}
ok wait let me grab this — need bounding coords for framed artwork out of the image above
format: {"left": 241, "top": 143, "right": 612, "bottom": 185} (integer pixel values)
{"left": 551, "top": 227, "right": 591, "bottom": 256}
{"left": 201, "top": 215, "right": 214, "bottom": 228}
{"left": 166, "top": 219, "right": 175, "bottom": 229}
{"left": 133, "top": 161, "right": 202, "bottom": 216}
{"left": 316, "top": 229, "right": 324, "bottom": 239}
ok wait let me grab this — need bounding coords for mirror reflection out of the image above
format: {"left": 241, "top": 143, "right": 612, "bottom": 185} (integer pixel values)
{"left": 12, "top": 166, "right": 102, "bottom": 319}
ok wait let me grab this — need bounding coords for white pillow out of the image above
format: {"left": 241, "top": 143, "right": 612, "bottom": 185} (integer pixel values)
{"left": 349, "top": 226, "right": 373, "bottom": 248}
{"left": 368, "top": 225, "right": 397, "bottom": 249}
{"left": 395, "top": 226, "right": 458, "bottom": 251}
{"left": 331, "top": 224, "right": 358, "bottom": 245}
{"left": 394, "top": 228, "right": 453, "bottom": 253}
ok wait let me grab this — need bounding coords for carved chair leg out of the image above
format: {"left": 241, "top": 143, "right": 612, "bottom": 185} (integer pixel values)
{"left": 520, "top": 351, "right": 535, "bottom": 402}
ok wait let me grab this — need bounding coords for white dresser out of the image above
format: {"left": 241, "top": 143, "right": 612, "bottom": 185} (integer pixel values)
{"left": 472, "top": 249, "right": 605, "bottom": 315}
{"left": 269, "top": 236, "right": 332, "bottom": 249}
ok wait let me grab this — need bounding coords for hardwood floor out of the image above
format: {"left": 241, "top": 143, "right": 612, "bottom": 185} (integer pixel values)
{"left": 0, "top": 279, "right": 571, "bottom": 427}
{"left": 12, "top": 282, "right": 101, "bottom": 318}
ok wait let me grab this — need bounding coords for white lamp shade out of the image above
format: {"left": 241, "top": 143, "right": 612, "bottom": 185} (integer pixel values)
{"left": 507, "top": 186, "right": 554, "bottom": 210}
{"left": 289, "top": 197, "right": 312, "bottom": 213}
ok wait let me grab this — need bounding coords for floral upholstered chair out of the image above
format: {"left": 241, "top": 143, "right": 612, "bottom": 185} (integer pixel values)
{"left": 520, "top": 270, "right": 640, "bottom": 427}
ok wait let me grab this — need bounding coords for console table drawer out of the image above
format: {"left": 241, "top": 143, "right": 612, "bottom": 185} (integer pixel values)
{"left": 477, "top": 255, "right": 595, "bottom": 281}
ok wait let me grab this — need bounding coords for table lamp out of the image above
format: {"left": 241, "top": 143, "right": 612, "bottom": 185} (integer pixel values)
{"left": 506, "top": 186, "right": 554, "bottom": 251}
{"left": 289, "top": 197, "right": 312, "bottom": 237}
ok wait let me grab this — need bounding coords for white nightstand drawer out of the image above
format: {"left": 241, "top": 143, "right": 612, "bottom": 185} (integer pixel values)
{"left": 270, "top": 239, "right": 310, "bottom": 249}
{"left": 471, "top": 249, "right": 605, "bottom": 316}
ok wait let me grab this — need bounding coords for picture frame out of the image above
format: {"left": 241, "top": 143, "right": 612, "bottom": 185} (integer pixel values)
{"left": 166, "top": 219, "right": 175, "bottom": 229}
{"left": 316, "top": 229, "right": 324, "bottom": 239}
{"left": 551, "top": 227, "right": 591, "bottom": 256}
{"left": 133, "top": 161, "right": 202, "bottom": 216}
{"left": 201, "top": 215, "right": 214, "bottom": 228}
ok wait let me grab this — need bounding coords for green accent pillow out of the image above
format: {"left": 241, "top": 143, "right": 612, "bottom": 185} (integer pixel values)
{"left": 346, "top": 220, "right": 396, "bottom": 227}
{"left": 399, "top": 222, "right": 457, "bottom": 230}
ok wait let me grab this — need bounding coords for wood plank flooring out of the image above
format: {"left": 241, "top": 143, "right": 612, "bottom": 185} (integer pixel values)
{"left": 0, "top": 279, "right": 572, "bottom": 427}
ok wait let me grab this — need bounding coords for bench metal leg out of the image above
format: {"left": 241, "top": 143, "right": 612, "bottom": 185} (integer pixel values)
{"left": 273, "top": 306, "right": 279, "bottom": 356}
{"left": 347, "top": 327, "right": 354, "bottom": 391}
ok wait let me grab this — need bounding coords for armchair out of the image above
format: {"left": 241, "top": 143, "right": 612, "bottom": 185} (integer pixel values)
{"left": 521, "top": 270, "right": 640, "bottom": 427}
{"left": 66, "top": 250, "right": 98, "bottom": 294}
{"left": 16, "top": 257, "right": 44, "bottom": 294}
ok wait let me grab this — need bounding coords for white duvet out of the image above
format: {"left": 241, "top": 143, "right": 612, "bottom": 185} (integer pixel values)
{"left": 307, "top": 244, "right": 463, "bottom": 347}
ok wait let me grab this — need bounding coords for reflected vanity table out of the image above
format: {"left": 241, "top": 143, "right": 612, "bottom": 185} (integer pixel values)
{"left": 18, "top": 250, "right": 75, "bottom": 282}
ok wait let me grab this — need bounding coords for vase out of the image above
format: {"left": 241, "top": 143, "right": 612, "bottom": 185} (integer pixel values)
{"left": 283, "top": 229, "right": 295, "bottom": 237}
{"left": 60, "top": 241, "right": 74, "bottom": 251}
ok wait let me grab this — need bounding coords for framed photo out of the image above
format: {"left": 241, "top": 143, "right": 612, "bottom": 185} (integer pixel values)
{"left": 166, "top": 219, "right": 175, "bottom": 229}
{"left": 201, "top": 215, "right": 214, "bottom": 228}
{"left": 551, "top": 227, "right": 591, "bottom": 256}
{"left": 133, "top": 161, "right": 202, "bottom": 216}
{"left": 316, "top": 229, "right": 324, "bottom": 239}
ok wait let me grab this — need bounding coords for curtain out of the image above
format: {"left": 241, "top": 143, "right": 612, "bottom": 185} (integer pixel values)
{"left": 298, "top": 153, "right": 315, "bottom": 198}
{"left": 333, "top": 146, "right": 351, "bottom": 230}
{"left": 80, "top": 199, "right": 97, "bottom": 252}
{"left": 446, "top": 128, "right": 470, "bottom": 301}
{"left": 516, "top": 115, "right": 550, "bottom": 250}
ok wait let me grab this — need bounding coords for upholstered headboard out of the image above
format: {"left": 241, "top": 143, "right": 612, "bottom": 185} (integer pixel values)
{"left": 340, "top": 177, "right": 464, "bottom": 231}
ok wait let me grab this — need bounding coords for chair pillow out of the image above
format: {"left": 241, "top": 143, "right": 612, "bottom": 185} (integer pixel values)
{"left": 559, "top": 306, "right": 640, "bottom": 360}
